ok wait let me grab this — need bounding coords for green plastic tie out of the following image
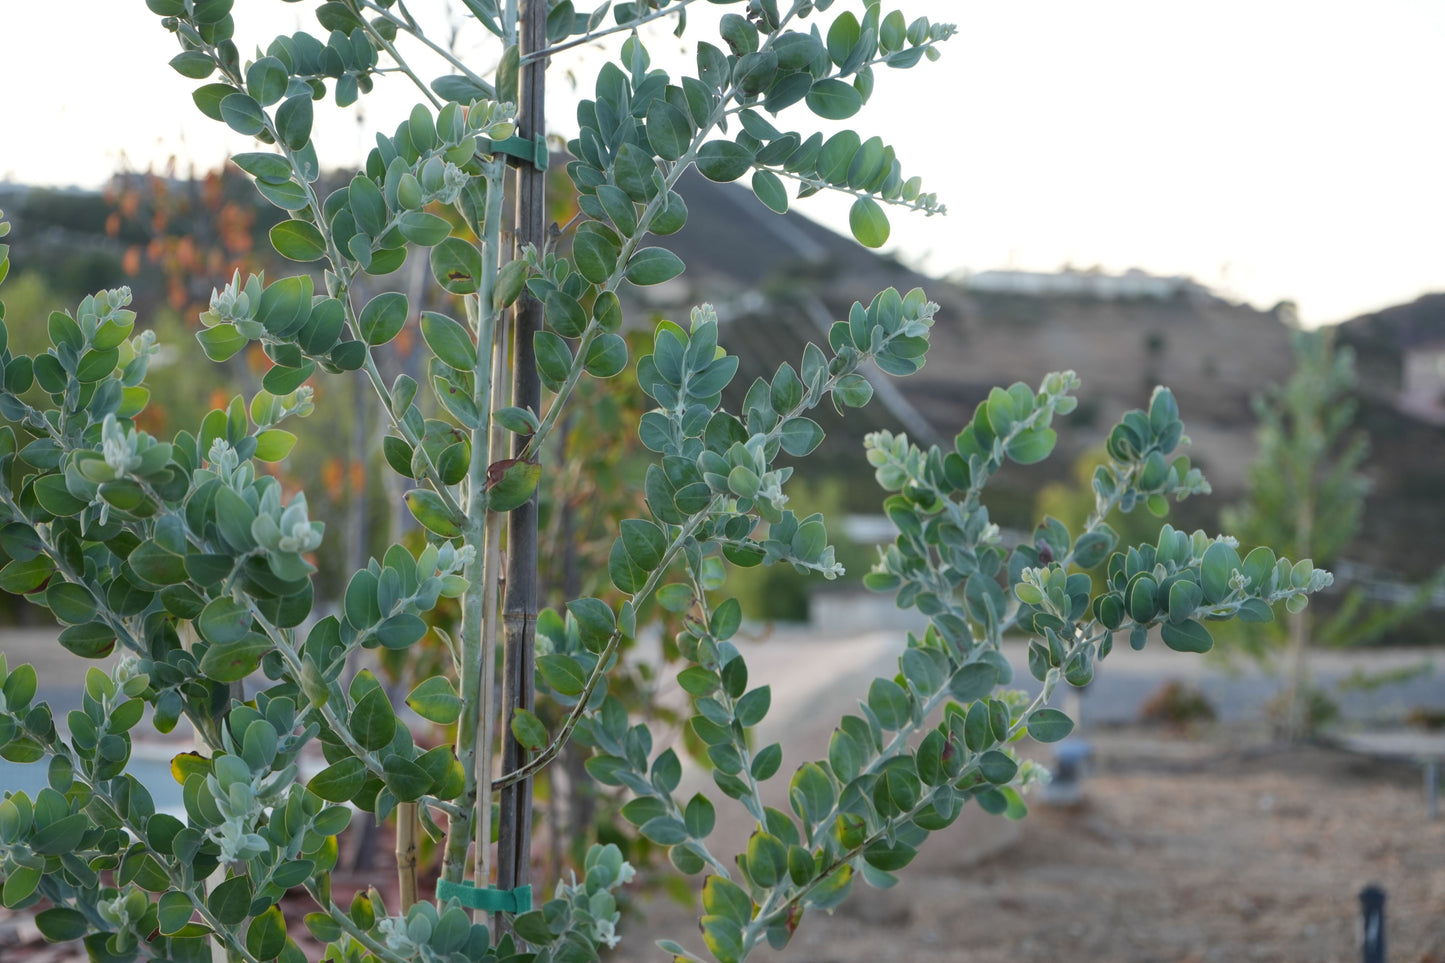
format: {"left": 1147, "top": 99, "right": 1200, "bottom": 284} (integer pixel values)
{"left": 480, "top": 134, "right": 549, "bottom": 171}
{"left": 436, "top": 879, "right": 534, "bottom": 908}
{"left": 435, "top": 880, "right": 533, "bottom": 913}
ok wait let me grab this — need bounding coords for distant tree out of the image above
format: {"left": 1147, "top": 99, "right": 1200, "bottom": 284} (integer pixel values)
{"left": 1222, "top": 328, "right": 1369, "bottom": 739}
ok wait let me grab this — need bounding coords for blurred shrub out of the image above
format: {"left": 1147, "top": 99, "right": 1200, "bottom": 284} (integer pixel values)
{"left": 1263, "top": 685, "right": 1338, "bottom": 738}
{"left": 1139, "top": 680, "right": 1217, "bottom": 729}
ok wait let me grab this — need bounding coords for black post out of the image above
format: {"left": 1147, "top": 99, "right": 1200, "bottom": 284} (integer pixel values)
{"left": 496, "top": 0, "right": 545, "bottom": 904}
{"left": 1358, "top": 884, "right": 1386, "bottom": 963}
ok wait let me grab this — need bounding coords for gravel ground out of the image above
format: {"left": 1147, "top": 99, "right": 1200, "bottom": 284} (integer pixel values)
{"left": 627, "top": 724, "right": 1445, "bottom": 963}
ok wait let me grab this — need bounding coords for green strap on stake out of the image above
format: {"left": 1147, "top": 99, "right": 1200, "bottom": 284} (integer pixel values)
{"left": 435, "top": 880, "right": 533, "bottom": 913}
{"left": 479, "top": 134, "right": 549, "bottom": 171}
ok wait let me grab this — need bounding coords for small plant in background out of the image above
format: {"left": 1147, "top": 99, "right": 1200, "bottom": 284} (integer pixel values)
{"left": 0, "top": 3, "right": 1331, "bottom": 963}
{"left": 1403, "top": 706, "right": 1445, "bottom": 731}
{"left": 1263, "top": 685, "right": 1339, "bottom": 739}
{"left": 1139, "top": 680, "right": 1218, "bottom": 731}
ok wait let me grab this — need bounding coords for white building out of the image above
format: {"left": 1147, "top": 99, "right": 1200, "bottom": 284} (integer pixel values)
{"left": 964, "top": 266, "right": 1210, "bottom": 301}
{"left": 1399, "top": 341, "right": 1445, "bottom": 424}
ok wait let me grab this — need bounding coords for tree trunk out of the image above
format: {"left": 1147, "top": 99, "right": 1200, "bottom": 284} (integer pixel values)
{"left": 1284, "top": 494, "right": 1314, "bottom": 741}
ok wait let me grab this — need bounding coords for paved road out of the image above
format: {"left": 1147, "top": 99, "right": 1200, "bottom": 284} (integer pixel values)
{"left": 5, "top": 620, "right": 1441, "bottom": 726}
{"left": 732, "top": 623, "right": 1443, "bottom": 728}
{"left": 1, "top": 622, "right": 1440, "bottom": 812}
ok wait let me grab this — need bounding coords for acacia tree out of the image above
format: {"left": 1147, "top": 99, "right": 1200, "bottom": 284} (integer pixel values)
{"left": 0, "top": 2, "right": 1329, "bottom": 962}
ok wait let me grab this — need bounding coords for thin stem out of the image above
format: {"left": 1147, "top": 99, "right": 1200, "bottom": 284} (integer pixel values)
{"left": 358, "top": 0, "right": 496, "bottom": 94}
{"left": 0, "top": 492, "right": 236, "bottom": 749}
{"left": 521, "top": 0, "right": 701, "bottom": 62}
{"left": 314, "top": 893, "right": 415, "bottom": 963}
{"left": 205, "top": 38, "right": 467, "bottom": 521}
{"left": 194, "top": 43, "right": 466, "bottom": 521}
{"left": 765, "top": 164, "right": 944, "bottom": 215}
{"left": 444, "top": 155, "right": 509, "bottom": 886}
{"left": 356, "top": 19, "right": 446, "bottom": 111}
{"left": 358, "top": 351, "right": 467, "bottom": 522}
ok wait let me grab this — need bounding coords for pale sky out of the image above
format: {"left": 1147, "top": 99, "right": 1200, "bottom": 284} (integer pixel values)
{"left": 2, "top": 0, "right": 1442, "bottom": 326}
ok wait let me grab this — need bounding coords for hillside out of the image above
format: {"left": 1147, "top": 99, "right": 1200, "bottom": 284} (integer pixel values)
{"left": 1336, "top": 295, "right": 1445, "bottom": 580}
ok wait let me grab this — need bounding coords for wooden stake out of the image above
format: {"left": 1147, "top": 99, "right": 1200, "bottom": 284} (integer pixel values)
{"left": 396, "top": 802, "right": 418, "bottom": 911}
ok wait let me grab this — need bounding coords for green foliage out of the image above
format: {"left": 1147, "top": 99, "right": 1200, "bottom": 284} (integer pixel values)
{"left": 1218, "top": 329, "right": 1375, "bottom": 737}
{"left": 0, "top": 5, "right": 1333, "bottom": 963}
{"left": 1224, "top": 329, "right": 1369, "bottom": 568}
{"left": 1214, "top": 333, "right": 1445, "bottom": 723}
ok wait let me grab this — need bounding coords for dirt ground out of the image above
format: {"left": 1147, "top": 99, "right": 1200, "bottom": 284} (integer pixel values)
{"left": 3, "top": 725, "right": 1442, "bottom": 962}
{"left": 626, "top": 724, "right": 1445, "bottom": 963}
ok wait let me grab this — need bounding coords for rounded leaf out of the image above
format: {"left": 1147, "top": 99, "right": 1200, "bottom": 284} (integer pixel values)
{"left": 1160, "top": 618, "right": 1213, "bottom": 653}
{"left": 806, "top": 78, "right": 864, "bottom": 120}
{"left": 246, "top": 56, "right": 289, "bottom": 106}
{"left": 398, "top": 210, "right": 452, "bottom": 247}
{"left": 696, "top": 141, "right": 754, "bottom": 183}
{"left": 170, "top": 50, "right": 216, "bottom": 80}
{"left": 309, "top": 758, "right": 366, "bottom": 802}
{"left": 625, "top": 247, "right": 685, "bottom": 286}
{"left": 349, "top": 173, "right": 388, "bottom": 238}
{"left": 407, "top": 677, "right": 462, "bottom": 725}
{"left": 583, "top": 333, "right": 628, "bottom": 379}
{"left": 253, "top": 429, "right": 297, "bottom": 462}
{"left": 486, "top": 459, "right": 541, "bottom": 513}
{"left": 271, "top": 219, "right": 328, "bottom": 260}
{"left": 1025, "top": 708, "right": 1075, "bottom": 743}
{"left": 645, "top": 100, "right": 694, "bottom": 161}
{"left": 359, "top": 291, "right": 408, "bottom": 346}
{"left": 420, "top": 311, "right": 476, "bottom": 370}
{"left": 1006, "top": 427, "right": 1057, "bottom": 465}
{"left": 509, "top": 708, "right": 548, "bottom": 752}
{"left": 219, "top": 92, "right": 266, "bottom": 136}
{"left": 848, "top": 196, "right": 890, "bottom": 248}
{"left": 430, "top": 237, "right": 482, "bottom": 294}
{"left": 349, "top": 687, "right": 397, "bottom": 750}
{"left": 275, "top": 94, "right": 314, "bottom": 150}
{"left": 751, "top": 170, "right": 789, "bottom": 214}
{"left": 572, "top": 229, "right": 620, "bottom": 283}
{"left": 405, "top": 490, "right": 462, "bottom": 537}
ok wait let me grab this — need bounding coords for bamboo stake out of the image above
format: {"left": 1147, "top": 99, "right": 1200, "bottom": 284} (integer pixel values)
{"left": 396, "top": 802, "right": 419, "bottom": 911}
{"left": 477, "top": 300, "right": 512, "bottom": 911}
{"left": 475, "top": 508, "right": 503, "bottom": 905}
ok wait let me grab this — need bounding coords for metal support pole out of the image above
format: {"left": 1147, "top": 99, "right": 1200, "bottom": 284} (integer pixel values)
{"left": 497, "top": 0, "right": 546, "bottom": 905}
